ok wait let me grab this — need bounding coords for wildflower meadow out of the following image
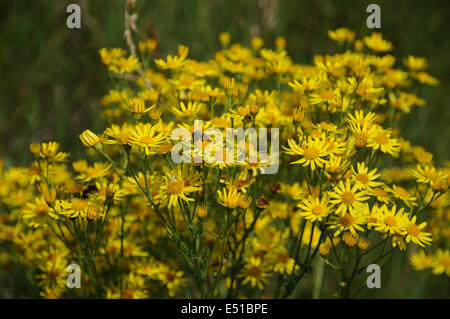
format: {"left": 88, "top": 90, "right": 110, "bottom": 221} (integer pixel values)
{"left": 0, "top": 0, "right": 449, "bottom": 300}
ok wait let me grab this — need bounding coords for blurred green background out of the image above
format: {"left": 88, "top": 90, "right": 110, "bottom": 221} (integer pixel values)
{"left": 0, "top": 0, "right": 449, "bottom": 297}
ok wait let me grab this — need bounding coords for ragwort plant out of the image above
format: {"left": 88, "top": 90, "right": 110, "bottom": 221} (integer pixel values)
{"left": 0, "top": 8, "right": 448, "bottom": 299}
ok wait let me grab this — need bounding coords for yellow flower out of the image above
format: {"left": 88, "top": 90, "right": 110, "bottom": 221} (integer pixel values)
{"left": 60, "top": 198, "right": 90, "bottom": 218}
{"left": 328, "top": 210, "right": 366, "bottom": 235}
{"left": 129, "top": 123, "right": 166, "bottom": 155}
{"left": 104, "top": 123, "right": 134, "bottom": 145}
{"left": 403, "top": 56, "right": 428, "bottom": 71}
{"left": 363, "top": 32, "right": 392, "bottom": 52}
{"left": 372, "top": 204, "right": 407, "bottom": 236}
{"left": 76, "top": 162, "right": 112, "bottom": 182}
{"left": 138, "top": 38, "right": 157, "bottom": 53}
{"left": 352, "top": 162, "right": 383, "bottom": 190}
{"left": 36, "top": 258, "right": 68, "bottom": 289}
{"left": 412, "top": 71, "right": 439, "bottom": 86}
{"left": 387, "top": 185, "right": 417, "bottom": 207}
{"left": 285, "top": 137, "right": 330, "bottom": 171}
{"left": 217, "top": 186, "right": 244, "bottom": 209}
{"left": 238, "top": 195, "right": 252, "bottom": 210}
{"left": 219, "top": 32, "right": 230, "bottom": 47}
{"left": 325, "top": 154, "right": 348, "bottom": 177}
{"left": 158, "top": 172, "right": 199, "bottom": 208}
{"left": 251, "top": 36, "right": 264, "bottom": 50}
{"left": 23, "top": 197, "right": 58, "bottom": 227}
{"left": 297, "top": 195, "right": 333, "bottom": 222}
{"left": 171, "top": 101, "right": 203, "bottom": 118}
{"left": 431, "top": 249, "right": 450, "bottom": 276}
{"left": 158, "top": 265, "right": 186, "bottom": 297}
{"left": 410, "top": 250, "right": 433, "bottom": 270}
{"left": 39, "top": 142, "right": 69, "bottom": 162}
{"left": 270, "top": 250, "right": 298, "bottom": 275}
{"left": 29, "top": 143, "right": 41, "bottom": 155}
{"left": 310, "top": 88, "right": 341, "bottom": 105}
{"left": 346, "top": 110, "right": 379, "bottom": 128}
{"left": 39, "top": 183, "right": 57, "bottom": 205}
{"left": 154, "top": 54, "right": 186, "bottom": 70}
{"left": 328, "top": 28, "right": 355, "bottom": 44}
{"left": 329, "top": 179, "right": 369, "bottom": 216}
{"left": 196, "top": 204, "right": 208, "bottom": 218}
{"left": 239, "top": 257, "right": 270, "bottom": 290}
{"left": 319, "top": 242, "right": 330, "bottom": 257}
{"left": 410, "top": 164, "right": 446, "bottom": 186}
{"left": 79, "top": 129, "right": 101, "bottom": 148}
{"left": 123, "top": 97, "right": 155, "bottom": 115}
{"left": 288, "top": 77, "right": 320, "bottom": 93}
{"left": 404, "top": 216, "right": 432, "bottom": 247}
{"left": 94, "top": 181, "right": 124, "bottom": 205}
{"left": 369, "top": 186, "right": 391, "bottom": 204}
{"left": 222, "top": 76, "right": 235, "bottom": 91}
{"left": 275, "top": 37, "right": 286, "bottom": 51}
{"left": 121, "top": 56, "right": 140, "bottom": 74}
{"left": 99, "top": 47, "right": 126, "bottom": 66}
{"left": 366, "top": 128, "right": 401, "bottom": 157}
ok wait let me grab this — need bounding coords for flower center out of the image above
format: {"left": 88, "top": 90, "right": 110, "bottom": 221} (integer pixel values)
{"left": 247, "top": 265, "right": 262, "bottom": 278}
{"left": 320, "top": 90, "right": 335, "bottom": 100}
{"left": 394, "top": 186, "right": 409, "bottom": 198}
{"left": 277, "top": 254, "right": 289, "bottom": 264}
{"left": 355, "top": 132, "right": 369, "bottom": 148}
{"left": 406, "top": 224, "right": 420, "bottom": 237}
{"left": 167, "top": 180, "right": 184, "bottom": 195}
{"left": 118, "top": 134, "right": 129, "bottom": 144}
{"left": 356, "top": 173, "right": 370, "bottom": 185}
{"left": 48, "top": 268, "right": 60, "bottom": 279}
{"left": 341, "top": 191, "right": 355, "bottom": 205}
{"left": 374, "top": 133, "right": 389, "bottom": 145}
{"left": 373, "top": 188, "right": 387, "bottom": 197}
{"left": 304, "top": 147, "right": 319, "bottom": 160}
{"left": 140, "top": 136, "right": 154, "bottom": 144}
{"left": 340, "top": 214, "right": 355, "bottom": 226}
{"left": 312, "top": 205, "right": 324, "bottom": 215}
{"left": 424, "top": 170, "right": 438, "bottom": 180}
{"left": 384, "top": 216, "right": 397, "bottom": 226}
{"left": 28, "top": 166, "right": 40, "bottom": 175}
{"left": 440, "top": 257, "right": 450, "bottom": 268}
{"left": 98, "top": 187, "right": 107, "bottom": 197}
{"left": 165, "top": 272, "right": 176, "bottom": 282}
{"left": 35, "top": 204, "right": 49, "bottom": 216}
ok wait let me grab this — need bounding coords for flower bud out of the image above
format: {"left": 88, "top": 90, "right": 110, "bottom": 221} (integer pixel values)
{"left": 87, "top": 208, "right": 99, "bottom": 221}
{"left": 256, "top": 196, "right": 269, "bottom": 210}
{"left": 319, "top": 242, "right": 330, "bottom": 257}
{"left": 39, "top": 184, "right": 56, "bottom": 206}
{"left": 197, "top": 205, "right": 208, "bottom": 219}
{"left": 357, "top": 237, "right": 370, "bottom": 250}
{"left": 238, "top": 195, "right": 252, "bottom": 210}
{"left": 29, "top": 143, "right": 41, "bottom": 155}
{"left": 342, "top": 232, "right": 358, "bottom": 248}
{"left": 79, "top": 130, "right": 101, "bottom": 148}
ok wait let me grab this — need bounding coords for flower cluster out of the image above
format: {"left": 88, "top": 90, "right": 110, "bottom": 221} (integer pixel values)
{"left": 0, "top": 23, "right": 448, "bottom": 299}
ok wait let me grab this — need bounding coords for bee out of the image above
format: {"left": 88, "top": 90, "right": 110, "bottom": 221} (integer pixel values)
{"left": 81, "top": 184, "right": 98, "bottom": 199}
